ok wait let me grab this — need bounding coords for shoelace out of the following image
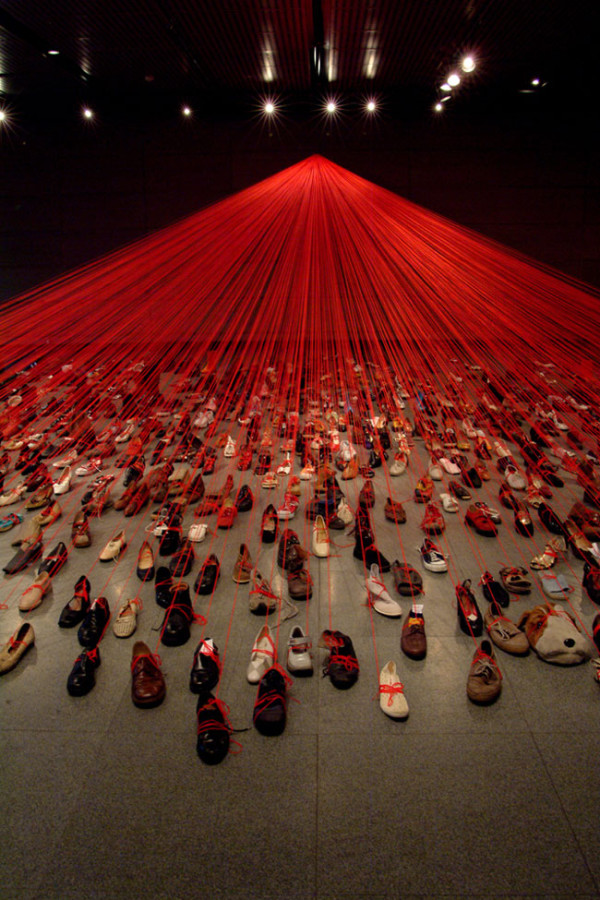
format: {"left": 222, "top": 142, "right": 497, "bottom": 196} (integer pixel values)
{"left": 471, "top": 649, "right": 502, "bottom": 680}
{"left": 378, "top": 680, "right": 405, "bottom": 707}
{"left": 131, "top": 651, "right": 162, "bottom": 672}
{"left": 324, "top": 652, "right": 359, "bottom": 674}
{"left": 197, "top": 698, "right": 242, "bottom": 752}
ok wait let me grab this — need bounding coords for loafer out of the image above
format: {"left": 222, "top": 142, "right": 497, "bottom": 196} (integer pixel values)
{"left": 160, "top": 582, "right": 195, "bottom": 647}
{"left": 401, "top": 610, "right": 427, "bottom": 659}
{"left": 38, "top": 541, "right": 68, "bottom": 577}
{"left": 189, "top": 638, "right": 221, "bottom": 694}
{"left": 466, "top": 640, "right": 503, "bottom": 704}
{"left": 247, "top": 624, "right": 276, "bottom": 684}
{"left": 67, "top": 647, "right": 101, "bottom": 696}
{"left": 113, "top": 598, "right": 142, "bottom": 638}
{"left": 286, "top": 625, "right": 313, "bottom": 675}
{"left": 196, "top": 694, "right": 231, "bottom": 764}
{"left": 58, "top": 576, "right": 91, "bottom": 628}
{"left": 131, "top": 641, "right": 166, "bottom": 707}
{"left": 366, "top": 564, "right": 402, "bottom": 616}
{"left": 253, "top": 665, "right": 291, "bottom": 736}
{"left": 78, "top": 596, "right": 111, "bottom": 648}
{"left": 18, "top": 570, "right": 51, "bottom": 611}
{"left": 0, "top": 623, "right": 35, "bottom": 674}
{"left": 379, "top": 660, "right": 409, "bottom": 718}
{"left": 484, "top": 603, "right": 529, "bottom": 655}
{"left": 319, "top": 630, "right": 359, "bottom": 689}
{"left": 136, "top": 541, "right": 155, "bottom": 581}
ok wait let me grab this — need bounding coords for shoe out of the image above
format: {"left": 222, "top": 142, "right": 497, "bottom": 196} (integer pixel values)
{"left": 419, "top": 539, "right": 447, "bottom": 573}
{"left": 421, "top": 502, "right": 445, "bottom": 534}
{"left": 0, "top": 512, "right": 24, "bottom": 534}
{"left": 384, "top": 496, "right": 406, "bottom": 523}
{"left": 249, "top": 570, "right": 280, "bottom": 614}
{"left": 277, "top": 493, "right": 299, "bottom": 520}
{"left": 466, "top": 640, "right": 502, "bottom": 704}
{"left": 217, "top": 498, "right": 238, "bottom": 529}
{"left": 366, "top": 564, "right": 402, "bottom": 616}
{"left": 131, "top": 641, "right": 166, "bottom": 707}
{"left": 113, "top": 598, "right": 142, "bottom": 638}
{"left": 484, "top": 603, "right": 530, "bottom": 655}
{"left": 71, "top": 510, "right": 91, "bottom": 548}
{"left": 169, "top": 538, "right": 196, "bottom": 578}
{"left": 190, "top": 638, "right": 221, "bottom": 694}
{"left": 3, "top": 535, "right": 43, "bottom": 575}
{"left": 154, "top": 566, "right": 173, "bottom": 608}
{"left": 58, "top": 576, "right": 91, "bottom": 627}
{"left": 0, "top": 483, "right": 27, "bottom": 507}
{"left": 38, "top": 541, "right": 68, "bottom": 577}
{"left": 78, "top": 596, "right": 111, "bottom": 648}
{"left": 336, "top": 497, "right": 354, "bottom": 525}
{"left": 136, "top": 541, "right": 155, "bottom": 581}
{"left": 196, "top": 695, "right": 232, "bottom": 764}
{"left": 286, "top": 625, "right": 313, "bottom": 675}
{"left": 160, "top": 582, "right": 196, "bottom": 646}
{"left": 0, "top": 623, "right": 35, "bottom": 674}
{"left": 391, "top": 560, "right": 423, "bottom": 597}
{"left": 67, "top": 647, "right": 101, "bottom": 696}
{"left": 448, "top": 481, "right": 471, "bottom": 501}
{"left": 480, "top": 571, "right": 510, "bottom": 608}
{"left": 287, "top": 567, "right": 313, "bottom": 600}
{"left": 53, "top": 465, "right": 72, "bottom": 495}
{"left": 505, "top": 465, "right": 527, "bottom": 491}
{"left": 75, "top": 457, "right": 103, "bottom": 477}
{"left": 260, "top": 504, "right": 279, "bottom": 543}
{"left": 439, "top": 492, "right": 459, "bottom": 513}
{"left": 540, "top": 572, "right": 574, "bottom": 600}
{"left": 253, "top": 665, "right": 291, "bottom": 736}
{"left": 99, "top": 531, "right": 127, "bottom": 562}
{"left": 465, "top": 505, "right": 497, "bottom": 537}
{"left": 319, "top": 630, "right": 359, "bottom": 689}
{"left": 18, "top": 570, "right": 51, "bottom": 611}
{"left": 234, "top": 484, "right": 254, "bottom": 512}
{"left": 456, "top": 580, "right": 483, "bottom": 636}
{"left": 514, "top": 503, "right": 534, "bottom": 537}
{"left": 312, "top": 514, "right": 330, "bottom": 557}
{"left": 194, "top": 553, "right": 221, "bottom": 595}
{"left": 530, "top": 536, "right": 564, "bottom": 569}
{"left": 413, "top": 476, "right": 433, "bottom": 503}
{"left": 378, "top": 660, "right": 409, "bottom": 718}
{"left": 401, "top": 610, "right": 427, "bottom": 659}
{"left": 247, "top": 624, "right": 276, "bottom": 683}
{"left": 233, "top": 544, "right": 253, "bottom": 583}
{"left": 499, "top": 566, "right": 532, "bottom": 594}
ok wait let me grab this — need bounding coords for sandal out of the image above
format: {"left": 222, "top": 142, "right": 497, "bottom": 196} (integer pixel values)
{"left": 499, "top": 566, "right": 532, "bottom": 594}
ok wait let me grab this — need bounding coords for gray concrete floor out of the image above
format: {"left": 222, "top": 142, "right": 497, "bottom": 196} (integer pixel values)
{"left": 2, "top": 430, "right": 599, "bottom": 900}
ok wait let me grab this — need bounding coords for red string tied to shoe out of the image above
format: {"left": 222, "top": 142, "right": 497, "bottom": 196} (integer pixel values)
{"left": 377, "top": 680, "right": 405, "bottom": 707}
{"left": 197, "top": 697, "right": 243, "bottom": 754}
{"left": 131, "top": 651, "right": 162, "bottom": 673}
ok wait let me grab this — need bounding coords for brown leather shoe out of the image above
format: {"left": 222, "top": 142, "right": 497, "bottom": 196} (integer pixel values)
{"left": 288, "top": 567, "right": 313, "bottom": 600}
{"left": 384, "top": 496, "right": 406, "bottom": 523}
{"left": 233, "top": 543, "right": 253, "bottom": 583}
{"left": 401, "top": 611, "right": 427, "bottom": 659}
{"left": 71, "top": 510, "right": 91, "bottom": 548}
{"left": 131, "top": 641, "right": 166, "bottom": 707}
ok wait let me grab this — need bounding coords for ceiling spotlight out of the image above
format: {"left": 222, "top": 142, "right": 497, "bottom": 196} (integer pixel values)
{"left": 264, "top": 101, "right": 275, "bottom": 115}
{"left": 326, "top": 101, "right": 336, "bottom": 114}
{"left": 447, "top": 73, "right": 461, "bottom": 87}
{"left": 461, "top": 55, "right": 475, "bottom": 73}
{"left": 182, "top": 105, "right": 192, "bottom": 117}
{"left": 48, "top": 49, "right": 60, "bottom": 56}
{"left": 440, "top": 83, "right": 452, "bottom": 92}
{"left": 0, "top": 110, "right": 6, "bottom": 122}
{"left": 82, "top": 107, "right": 93, "bottom": 120}
{"left": 366, "top": 100, "right": 376, "bottom": 113}
{"left": 441, "top": 96, "right": 451, "bottom": 103}
{"left": 434, "top": 103, "right": 443, "bottom": 112}
{"left": 531, "top": 77, "right": 540, "bottom": 86}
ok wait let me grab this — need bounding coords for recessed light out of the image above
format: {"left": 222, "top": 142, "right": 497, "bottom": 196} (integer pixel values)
{"left": 82, "top": 107, "right": 93, "bottom": 120}
{"left": 434, "top": 103, "right": 443, "bottom": 112}
{"left": 447, "top": 73, "right": 461, "bottom": 87}
{"left": 440, "top": 83, "right": 452, "bottom": 92}
{"left": 48, "top": 49, "right": 60, "bottom": 56}
{"left": 366, "top": 100, "right": 376, "bottom": 112}
{"left": 461, "top": 55, "right": 475, "bottom": 73}
{"left": 182, "top": 106, "right": 192, "bottom": 117}
{"left": 264, "top": 101, "right": 275, "bottom": 114}
{"left": 326, "top": 101, "right": 336, "bottom": 114}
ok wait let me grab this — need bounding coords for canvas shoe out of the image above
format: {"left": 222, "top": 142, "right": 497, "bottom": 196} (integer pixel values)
{"left": 277, "top": 493, "right": 299, "bottom": 520}
{"left": 113, "top": 598, "right": 142, "bottom": 638}
{"left": 378, "top": 660, "right": 409, "bottom": 718}
{"left": 366, "top": 564, "right": 402, "bottom": 617}
{"left": 419, "top": 539, "right": 448, "bottom": 572}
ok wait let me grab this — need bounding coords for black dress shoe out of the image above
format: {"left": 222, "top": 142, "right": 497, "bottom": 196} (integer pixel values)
{"left": 456, "top": 580, "right": 483, "bottom": 636}
{"left": 67, "top": 647, "right": 101, "bottom": 696}
{"left": 353, "top": 531, "right": 390, "bottom": 573}
{"left": 160, "top": 583, "right": 195, "bottom": 646}
{"left": 155, "top": 566, "right": 173, "bottom": 608}
{"left": 38, "top": 541, "right": 69, "bottom": 577}
{"left": 234, "top": 484, "right": 254, "bottom": 512}
{"left": 189, "top": 638, "right": 221, "bottom": 693}
{"left": 481, "top": 571, "right": 509, "bottom": 608}
{"left": 196, "top": 694, "right": 231, "bottom": 765}
{"left": 194, "top": 554, "right": 220, "bottom": 595}
{"left": 169, "top": 538, "right": 195, "bottom": 578}
{"left": 253, "top": 665, "right": 290, "bottom": 735}
{"left": 58, "top": 576, "right": 91, "bottom": 628}
{"left": 78, "top": 597, "right": 110, "bottom": 648}
{"left": 159, "top": 522, "right": 181, "bottom": 557}
{"left": 3, "top": 537, "right": 43, "bottom": 575}
{"left": 319, "top": 630, "right": 359, "bottom": 690}
{"left": 538, "top": 502, "right": 568, "bottom": 537}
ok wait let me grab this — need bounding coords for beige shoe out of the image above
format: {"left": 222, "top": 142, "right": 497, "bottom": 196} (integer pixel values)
{"left": 0, "top": 483, "right": 27, "bottom": 506}
{"left": 99, "top": 530, "right": 127, "bottom": 562}
{"left": 71, "top": 510, "right": 91, "bottom": 548}
{"left": 0, "top": 623, "right": 35, "bottom": 674}
{"left": 33, "top": 500, "right": 62, "bottom": 527}
{"left": 379, "top": 660, "right": 409, "bottom": 718}
{"left": 233, "top": 544, "right": 253, "bottom": 583}
{"left": 312, "top": 515, "right": 329, "bottom": 557}
{"left": 11, "top": 517, "right": 41, "bottom": 548}
{"left": 246, "top": 624, "right": 276, "bottom": 683}
{"left": 466, "top": 640, "right": 503, "bottom": 704}
{"left": 18, "top": 571, "right": 51, "bottom": 611}
{"left": 113, "top": 598, "right": 142, "bottom": 638}
{"left": 484, "top": 605, "right": 530, "bottom": 655}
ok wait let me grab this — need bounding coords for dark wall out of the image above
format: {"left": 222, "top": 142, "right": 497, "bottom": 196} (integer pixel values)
{"left": 1, "top": 104, "right": 599, "bottom": 301}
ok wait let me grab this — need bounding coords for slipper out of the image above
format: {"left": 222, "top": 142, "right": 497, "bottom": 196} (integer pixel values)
{"left": 540, "top": 573, "right": 573, "bottom": 599}
{"left": 499, "top": 566, "right": 532, "bottom": 594}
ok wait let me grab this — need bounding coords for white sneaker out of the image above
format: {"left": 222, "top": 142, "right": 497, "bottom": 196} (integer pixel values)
{"left": 188, "top": 523, "right": 208, "bottom": 542}
{"left": 420, "top": 539, "right": 448, "bottom": 573}
{"left": 75, "top": 457, "right": 103, "bottom": 477}
{"left": 439, "top": 493, "right": 459, "bottom": 513}
{"left": 389, "top": 453, "right": 407, "bottom": 476}
{"left": 366, "top": 565, "right": 402, "bottom": 617}
{"left": 379, "top": 660, "right": 409, "bottom": 718}
{"left": 247, "top": 624, "right": 276, "bottom": 683}
{"left": 286, "top": 625, "right": 313, "bottom": 675}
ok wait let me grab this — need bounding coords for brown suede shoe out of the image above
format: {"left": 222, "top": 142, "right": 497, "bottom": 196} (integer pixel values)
{"left": 466, "top": 640, "right": 502, "bottom": 704}
{"left": 233, "top": 544, "right": 253, "bottom": 583}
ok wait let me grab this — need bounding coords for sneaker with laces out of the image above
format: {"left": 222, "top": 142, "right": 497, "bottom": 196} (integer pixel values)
{"left": 466, "top": 639, "right": 503, "bottom": 704}
{"left": 379, "top": 660, "right": 409, "bottom": 718}
{"left": 419, "top": 539, "right": 447, "bottom": 572}
{"left": 277, "top": 492, "right": 299, "bottom": 520}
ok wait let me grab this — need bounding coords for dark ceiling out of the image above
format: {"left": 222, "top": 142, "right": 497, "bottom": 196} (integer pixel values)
{"left": 0, "top": 0, "right": 597, "bottom": 121}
